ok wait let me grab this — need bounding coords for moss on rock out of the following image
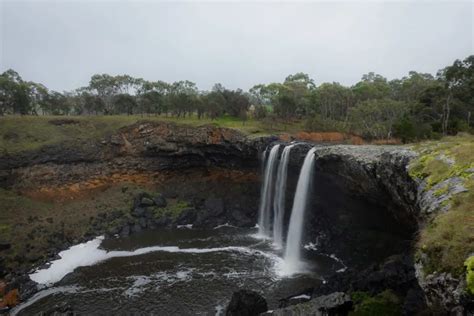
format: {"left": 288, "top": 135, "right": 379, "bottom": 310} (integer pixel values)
{"left": 350, "top": 290, "right": 401, "bottom": 316}
{"left": 466, "top": 256, "right": 474, "bottom": 295}
{"left": 410, "top": 134, "right": 474, "bottom": 277}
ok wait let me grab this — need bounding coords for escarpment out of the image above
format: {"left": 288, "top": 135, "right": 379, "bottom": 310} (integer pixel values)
{"left": 1, "top": 122, "right": 471, "bottom": 314}
{"left": 0, "top": 121, "right": 267, "bottom": 190}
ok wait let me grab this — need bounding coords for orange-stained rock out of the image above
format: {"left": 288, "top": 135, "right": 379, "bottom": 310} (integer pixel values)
{"left": 0, "top": 281, "right": 6, "bottom": 296}
{"left": 349, "top": 135, "right": 365, "bottom": 145}
{"left": 293, "top": 132, "right": 369, "bottom": 145}
{"left": 0, "top": 289, "right": 19, "bottom": 308}
{"left": 279, "top": 133, "right": 292, "bottom": 142}
{"left": 371, "top": 138, "right": 402, "bottom": 145}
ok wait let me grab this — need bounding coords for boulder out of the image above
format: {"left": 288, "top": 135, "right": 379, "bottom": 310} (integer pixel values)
{"left": 226, "top": 289, "right": 268, "bottom": 316}
{"left": 119, "top": 225, "right": 130, "bottom": 237}
{"left": 176, "top": 208, "right": 198, "bottom": 225}
{"left": 420, "top": 272, "right": 466, "bottom": 313}
{"left": 153, "top": 194, "right": 167, "bottom": 208}
{"left": 131, "top": 207, "right": 146, "bottom": 218}
{"left": 312, "top": 255, "right": 427, "bottom": 315}
{"left": 140, "top": 197, "right": 155, "bottom": 207}
{"left": 133, "top": 193, "right": 155, "bottom": 209}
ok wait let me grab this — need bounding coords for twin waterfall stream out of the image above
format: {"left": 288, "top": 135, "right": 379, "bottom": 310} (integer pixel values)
{"left": 258, "top": 144, "right": 317, "bottom": 275}
{"left": 14, "top": 143, "right": 338, "bottom": 315}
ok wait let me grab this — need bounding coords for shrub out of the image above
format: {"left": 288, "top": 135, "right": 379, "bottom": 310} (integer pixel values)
{"left": 304, "top": 114, "right": 348, "bottom": 133}
{"left": 351, "top": 290, "right": 401, "bottom": 316}
{"left": 466, "top": 256, "right": 474, "bottom": 295}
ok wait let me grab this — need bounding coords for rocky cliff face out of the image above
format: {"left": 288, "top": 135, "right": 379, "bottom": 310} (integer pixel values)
{"left": 1, "top": 122, "right": 470, "bottom": 313}
{"left": 0, "top": 121, "right": 268, "bottom": 190}
{"left": 278, "top": 142, "right": 472, "bottom": 314}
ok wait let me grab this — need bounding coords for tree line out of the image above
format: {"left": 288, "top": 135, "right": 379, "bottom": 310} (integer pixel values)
{"left": 1, "top": 55, "right": 472, "bottom": 141}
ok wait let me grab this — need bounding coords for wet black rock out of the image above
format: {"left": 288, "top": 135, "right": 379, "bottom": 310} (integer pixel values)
{"left": 193, "top": 210, "right": 227, "bottom": 229}
{"left": 131, "top": 206, "right": 146, "bottom": 218}
{"left": 119, "top": 225, "right": 131, "bottom": 237}
{"left": 140, "top": 197, "right": 155, "bottom": 207}
{"left": 313, "top": 254, "right": 427, "bottom": 315}
{"left": 352, "top": 254, "right": 417, "bottom": 295}
{"left": 0, "top": 242, "right": 11, "bottom": 251}
{"left": 278, "top": 289, "right": 313, "bottom": 308}
{"left": 228, "top": 204, "right": 255, "bottom": 227}
{"left": 272, "top": 292, "right": 352, "bottom": 316}
{"left": 133, "top": 192, "right": 155, "bottom": 209}
{"left": 131, "top": 223, "right": 142, "bottom": 233}
{"left": 138, "top": 217, "right": 147, "bottom": 229}
{"left": 154, "top": 215, "right": 172, "bottom": 227}
{"left": 204, "top": 197, "right": 225, "bottom": 216}
{"left": 226, "top": 289, "right": 268, "bottom": 316}
{"left": 153, "top": 194, "right": 167, "bottom": 208}
{"left": 0, "top": 257, "right": 6, "bottom": 277}
{"left": 176, "top": 208, "right": 198, "bottom": 225}
{"left": 40, "top": 301, "right": 74, "bottom": 315}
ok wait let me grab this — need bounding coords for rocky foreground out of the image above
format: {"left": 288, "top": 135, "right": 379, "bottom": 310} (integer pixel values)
{"left": 0, "top": 120, "right": 473, "bottom": 314}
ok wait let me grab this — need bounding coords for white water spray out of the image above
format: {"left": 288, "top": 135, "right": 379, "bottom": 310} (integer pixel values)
{"left": 282, "top": 147, "right": 317, "bottom": 274}
{"left": 257, "top": 144, "right": 280, "bottom": 237}
{"left": 272, "top": 145, "right": 294, "bottom": 249}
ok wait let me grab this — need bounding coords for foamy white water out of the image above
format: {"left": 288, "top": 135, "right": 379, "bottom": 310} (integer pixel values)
{"left": 30, "top": 236, "right": 283, "bottom": 285}
{"left": 258, "top": 144, "right": 280, "bottom": 237}
{"left": 272, "top": 144, "right": 295, "bottom": 249}
{"left": 281, "top": 147, "right": 317, "bottom": 275}
{"left": 10, "top": 286, "right": 81, "bottom": 316}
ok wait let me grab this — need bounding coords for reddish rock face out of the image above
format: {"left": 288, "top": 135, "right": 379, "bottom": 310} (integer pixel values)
{"left": 0, "top": 288, "right": 19, "bottom": 309}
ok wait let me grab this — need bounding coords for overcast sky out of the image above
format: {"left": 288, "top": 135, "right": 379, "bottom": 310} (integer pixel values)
{"left": 1, "top": 0, "right": 473, "bottom": 92}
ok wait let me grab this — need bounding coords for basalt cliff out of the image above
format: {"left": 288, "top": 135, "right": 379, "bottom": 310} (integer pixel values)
{"left": 0, "top": 121, "right": 472, "bottom": 314}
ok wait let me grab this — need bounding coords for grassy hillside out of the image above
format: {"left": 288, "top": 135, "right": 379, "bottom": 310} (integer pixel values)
{"left": 410, "top": 134, "right": 474, "bottom": 277}
{"left": 0, "top": 115, "right": 303, "bottom": 154}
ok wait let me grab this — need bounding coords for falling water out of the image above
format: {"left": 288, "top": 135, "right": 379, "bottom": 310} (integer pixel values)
{"left": 257, "top": 144, "right": 280, "bottom": 237}
{"left": 272, "top": 145, "right": 295, "bottom": 249}
{"left": 282, "top": 147, "right": 317, "bottom": 274}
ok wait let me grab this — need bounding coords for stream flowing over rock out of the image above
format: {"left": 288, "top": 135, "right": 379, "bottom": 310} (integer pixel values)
{"left": 1, "top": 122, "right": 472, "bottom": 314}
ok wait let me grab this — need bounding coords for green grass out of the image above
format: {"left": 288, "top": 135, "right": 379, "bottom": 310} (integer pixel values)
{"left": 151, "top": 199, "right": 190, "bottom": 219}
{"left": 0, "top": 183, "right": 152, "bottom": 270}
{"left": 0, "top": 115, "right": 304, "bottom": 154}
{"left": 410, "top": 134, "right": 474, "bottom": 277}
{"left": 350, "top": 290, "right": 401, "bottom": 316}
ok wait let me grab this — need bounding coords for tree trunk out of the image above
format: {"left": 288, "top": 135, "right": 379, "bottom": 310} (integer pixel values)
{"left": 442, "top": 92, "right": 452, "bottom": 136}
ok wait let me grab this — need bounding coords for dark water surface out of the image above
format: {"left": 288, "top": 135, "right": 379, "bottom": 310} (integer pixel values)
{"left": 15, "top": 227, "right": 343, "bottom": 315}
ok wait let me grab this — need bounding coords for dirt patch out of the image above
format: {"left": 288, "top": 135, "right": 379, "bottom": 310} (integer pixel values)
{"left": 292, "top": 132, "right": 365, "bottom": 144}
{"left": 48, "top": 119, "right": 80, "bottom": 126}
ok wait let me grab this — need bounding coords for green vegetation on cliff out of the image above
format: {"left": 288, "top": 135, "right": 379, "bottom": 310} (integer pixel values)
{"left": 410, "top": 134, "right": 474, "bottom": 277}
{"left": 466, "top": 256, "right": 474, "bottom": 295}
{"left": 350, "top": 290, "right": 401, "bottom": 316}
{"left": 0, "top": 184, "right": 149, "bottom": 271}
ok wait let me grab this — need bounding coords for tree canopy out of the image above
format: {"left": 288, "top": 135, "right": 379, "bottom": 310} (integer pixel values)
{"left": 1, "top": 55, "right": 472, "bottom": 142}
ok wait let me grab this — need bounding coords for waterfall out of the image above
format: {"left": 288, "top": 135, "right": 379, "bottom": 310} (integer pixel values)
{"left": 272, "top": 144, "right": 295, "bottom": 249}
{"left": 257, "top": 144, "right": 280, "bottom": 237}
{"left": 282, "top": 147, "right": 317, "bottom": 274}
